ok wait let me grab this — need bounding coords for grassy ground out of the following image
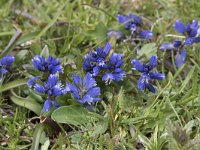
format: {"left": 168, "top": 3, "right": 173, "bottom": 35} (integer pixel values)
{"left": 1, "top": 0, "right": 200, "bottom": 149}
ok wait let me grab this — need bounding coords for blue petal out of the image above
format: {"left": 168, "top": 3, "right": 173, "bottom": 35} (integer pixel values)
{"left": 137, "top": 76, "right": 146, "bottom": 91}
{"left": 103, "top": 42, "right": 112, "bottom": 56}
{"left": 193, "top": 37, "right": 200, "bottom": 43}
{"left": 173, "top": 20, "right": 186, "bottom": 34}
{"left": 83, "top": 73, "right": 96, "bottom": 90}
{"left": 72, "top": 74, "right": 82, "bottom": 87}
{"left": 102, "top": 73, "right": 115, "bottom": 82}
{"left": 86, "top": 87, "right": 100, "bottom": 98}
{"left": 190, "top": 29, "right": 197, "bottom": 37}
{"left": 51, "top": 86, "right": 63, "bottom": 97}
{"left": 46, "top": 75, "right": 58, "bottom": 87}
{"left": 110, "top": 53, "right": 123, "bottom": 66}
{"left": 34, "top": 83, "right": 45, "bottom": 93}
{"left": 113, "top": 70, "right": 126, "bottom": 81}
{"left": 117, "top": 14, "right": 128, "bottom": 24}
{"left": 149, "top": 72, "right": 165, "bottom": 80}
{"left": 66, "top": 84, "right": 80, "bottom": 99}
{"left": 175, "top": 50, "right": 187, "bottom": 68}
{"left": 48, "top": 65, "right": 63, "bottom": 74}
{"left": 185, "top": 38, "right": 193, "bottom": 45}
{"left": 145, "top": 83, "right": 156, "bottom": 93}
{"left": 43, "top": 100, "right": 51, "bottom": 112}
{"left": 0, "top": 68, "right": 8, "bottom": 74}
{"left": 32, "top": 55, "right": 46, "bottom": 71}
{"left": 83, "top": 57, "right": 93, "bottom": 72}
{"left": 0, "top": 55, "right": 15, "bottom": 66}
{"left": 53, "top": 100, "right": 60, "bottom": 109}
{"left": 159, "top": 43, "right": 174, "bottom": 51}
{"left": 139, "top": 30, "right": 153, "bottom": 39}
{"left": 27, "top": 76, "right": 39, "bottom": 88}
{"left": 149, "top": 55, "right": 157, "bottom": 69}
{"left": 131, "top": 59, "right": 145, "bottom": 72}
{"left": 186, "top": 22, "right": 191, "bottom": 33}
{"left": 173, "top": 40, "right": 182, "bottom": 48}
{"left": 92, "top": 66, "right": 101, "bottom": 77}
{"left": 191, "top": 20, "right": 198, "bottom": 28}
{"left": 128, "top": 13, "right": 142, "bottom": 24}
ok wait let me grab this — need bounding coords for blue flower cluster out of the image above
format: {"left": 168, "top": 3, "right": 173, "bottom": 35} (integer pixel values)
{"left": 65, "top": 73, "right": 101, "bottom": 105}
{"left": 117, "top": 13, "right": 153, "bottom": 40}
{"left": 28, "top": 74, "right": 67, "bottom": 112}
{"left": 83, "top": 42, "right": 125, "bottom": 83}
{"left": 32, "top": 55, "right": 63, "bottom": 74}
{"left": 28, "top": 55, "right": 65, "bottom": 112}
{"left": 131, "top": 56, "right": 165, "bottom": 93}
{"left": 28, "top": 55, "right": 102, "bottom": 112}
{"left": 160, "top": 19, "right": 200, "bottom": 68}
{"left": 0, "top": 55, "right": 15, "bottom": 79}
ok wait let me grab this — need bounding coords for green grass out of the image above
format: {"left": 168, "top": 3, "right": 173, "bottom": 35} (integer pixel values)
{"left": 1, "top": 0, "right": 200, "bottom": 149}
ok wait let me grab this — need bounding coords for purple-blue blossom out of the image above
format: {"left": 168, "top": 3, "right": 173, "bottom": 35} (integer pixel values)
{"left": 102, "top": 53, "right": 126, "bottom": 83}
{"left": 83, "top": 42, "right": 112, "bottom": 76}
{"left": 173, "top": 19, "right": 200, "bottom": 45}
{"left": 65, "top": 73, "right": 101, "bottom": 104}
{"left": 0, "top": 55, "right": 15, "bottom": 79}
{"left": 27, "top": 74, "right": 67, "bottom": 112}
{"left": 131, "top": 56, "right": 165, "bottom": 93}
{"left": 32, "top": 55, "right": 63, "bottom": 74}
{"left": 117, "top": 13, "right": 153, "bottom": 39}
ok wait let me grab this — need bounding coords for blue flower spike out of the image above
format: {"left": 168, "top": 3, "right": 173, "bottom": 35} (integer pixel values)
{"left": 0, "top": 55, "right": 15, "bottom": 79}
{"left": 32, "top": 55, "right": 63, "bottom": 74}
{"left": 173, "top": 19, "right": 200, "bottom": 45}
{"left": 131, "top": 56, "right": 165, "bottom": 93}
{"left": 117, "top": 13, "right": 153, "bottom": 39}
{"left": 83, "top": 42, "right": 112, "bottom": 76}
{"left": 102, "top": 53, "right": 126, "bottom": 83}
{"left": 27, "top": 74, "right": 67, "bottom": 112}
{"left": 66, "top": 73, "right": 101, "bottom": 105}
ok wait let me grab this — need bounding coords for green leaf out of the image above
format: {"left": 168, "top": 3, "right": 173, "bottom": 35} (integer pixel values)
{"left": 0, "top": 79, "right": 27, "bottom": 93}
{"left": 11, "top": 91, "right": 42, "bottom": 116}
{"left": 31, "top": 123, "right": 45, "bottom": 150}
{"left": 137, "top": 43, "right": 157, "bottom": 59}
{"left": 40, "top": 45, "right": 49, "bottom": 58}
{"left": 51, "top": 105, "right": 101, "bottom": 126}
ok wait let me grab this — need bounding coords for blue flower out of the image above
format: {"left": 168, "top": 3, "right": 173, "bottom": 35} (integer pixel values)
{"left": 175, "top": 50, "right": 187, "bottom": 68}
{"left": 28, "top": 74, "right": 66, "bottom": 112}
{"left": 102, "top": 53, "right": 126, "bottom": 83}
{"left": 0, "top": 55, "right": 15, "bottom": 78}
{"left": 83, "top": 42, "right": 112, "bottom": 76}
{"left": 32, "top": 55, "right": 63, "bottom": 74}
{"left": 117, "top": 13, "right": 153, "bottom": 39}
{"left": 131, "top": 56, "right": 165, "bottom": 93}
{"left": 173, "top": 19, "right": 200, "bottom": 45}
{"left": 117, "top": 13, "right": 142, "bottom": 32}
{"left": 42, "top": 99, "right": 60, "bottom": 112}
{"left": 139, "top": 30, "right": 154, "bottom": 40}
{"left": 66, "top": 73, "right": 101, "bottom": 104}
{"left": 27, "top": 76, "right": 39, "bottom": 88}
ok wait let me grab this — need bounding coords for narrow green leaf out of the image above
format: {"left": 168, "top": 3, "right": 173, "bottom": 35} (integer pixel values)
{"left": 31, "top": 123, "right": 45, "bottom": 150}
{"left": 0, "top": 79, "right": 27, "bottom": 92}
{"left": 40, "top": 45, "right": 49, "bottom": 58}
{"left": 11, "top": 91, "right": 42, "bottom": 116}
